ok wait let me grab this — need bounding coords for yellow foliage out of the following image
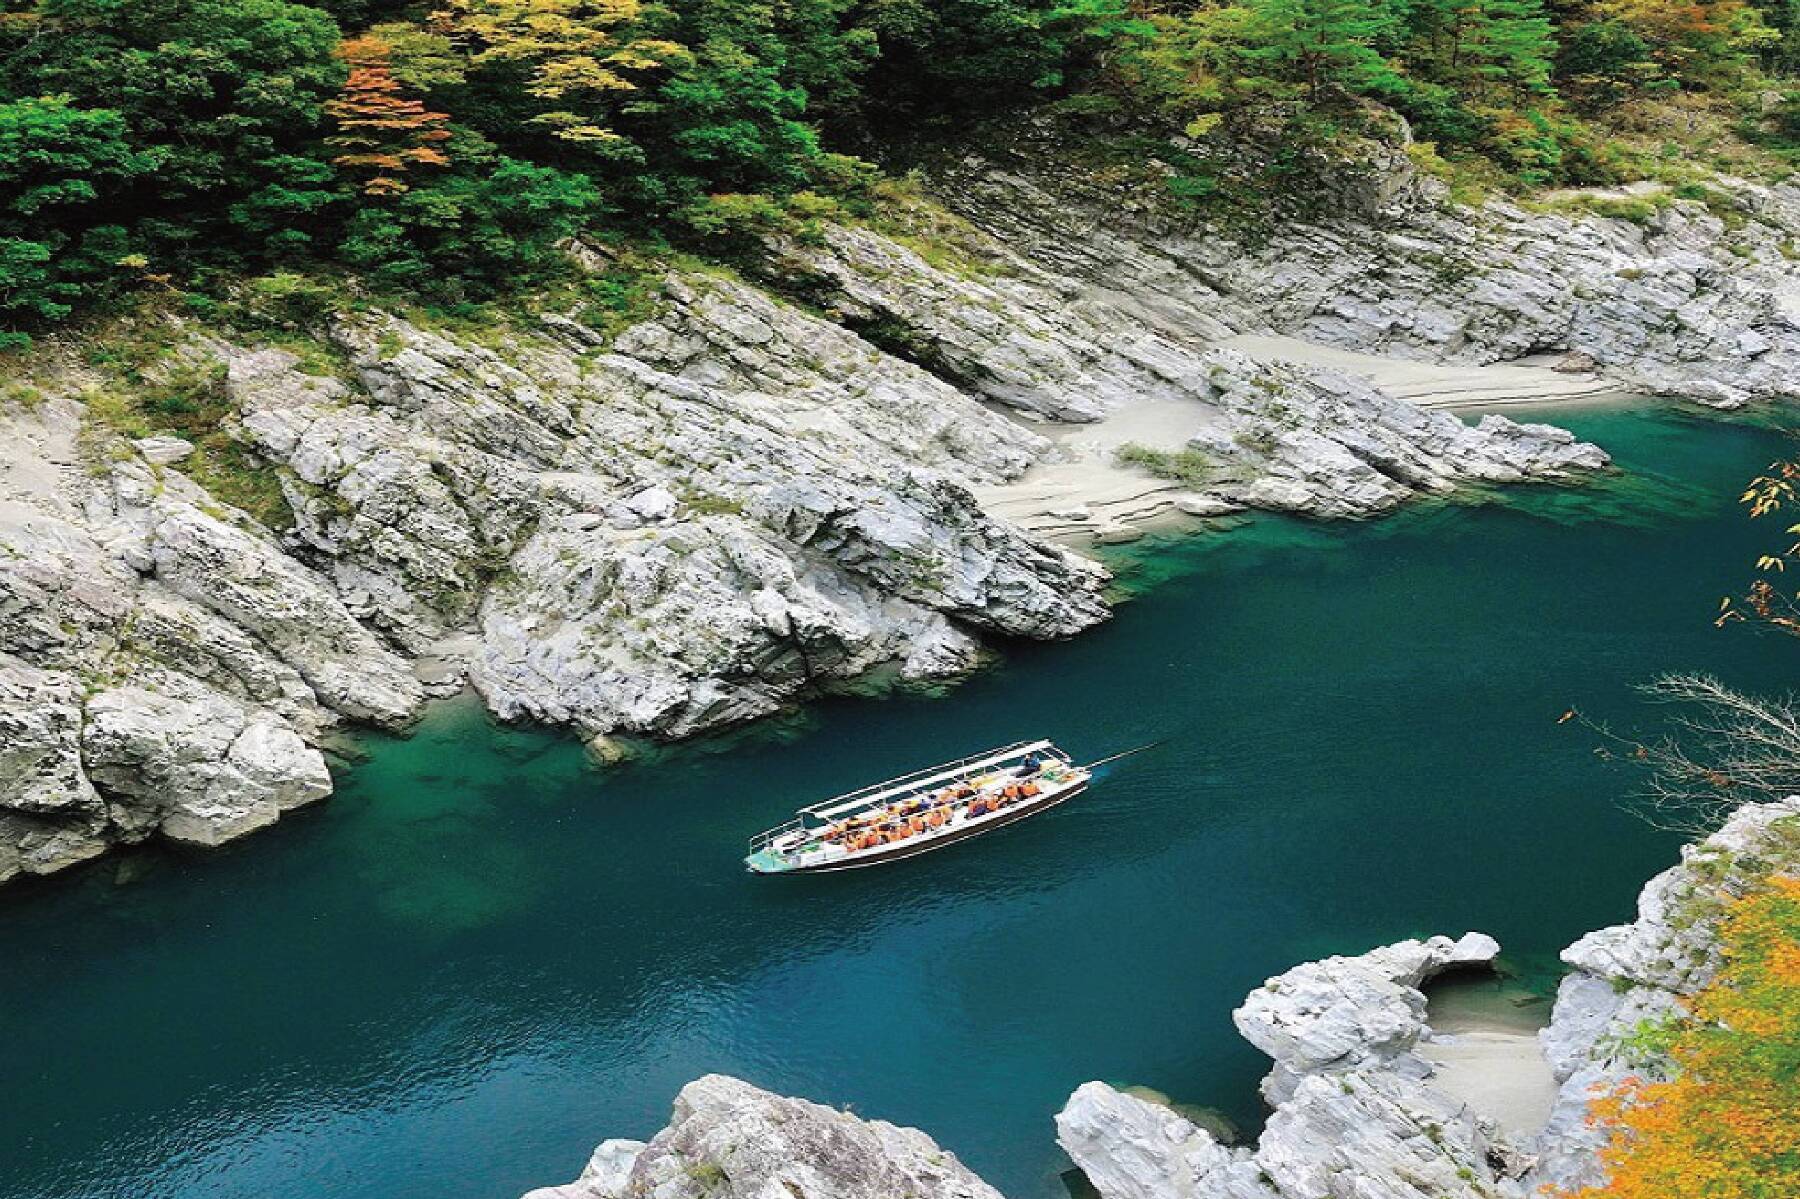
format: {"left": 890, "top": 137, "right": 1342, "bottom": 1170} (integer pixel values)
{"left": 432, "top": 0, "right": 686, "bottom": 142}
{"left": 1557, "top": 876, "right": 1800, "bottom": 1199}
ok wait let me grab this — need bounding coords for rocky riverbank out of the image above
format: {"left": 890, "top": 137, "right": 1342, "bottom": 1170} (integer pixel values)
{"left": 11, "top": 129, "right": 1800, "bottom": 881}
{"left": 517, "top": 799, "right": 1800, "bottom": 1199}
{"left": 1052, "top": 797, "right": 1800, "bottom": 1199}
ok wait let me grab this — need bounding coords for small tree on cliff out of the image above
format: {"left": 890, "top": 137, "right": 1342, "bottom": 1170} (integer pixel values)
{"left": 326, "top": 35, "right": 453, "bottom": 196}
{"left": 1458, "top": 0, "right": 1558, "bottom": 99}
{"left": 1242, "top": 0, "right": 1402, "bottom": 101}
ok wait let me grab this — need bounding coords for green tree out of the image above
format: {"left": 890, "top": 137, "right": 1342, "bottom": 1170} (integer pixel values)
{"left": 1554, "top": 17, "right": 1663, "bottom": 108}
{"left": 618, "top": 0, "right": 831, "bottom": 217}
{"left": 1242, "top": 0, "right": 1403, "bottom": 100}
{"left": 336, "top": 128, "right": 599, "bottom": 296}
{"left": 1, "top": 0, "right": 345, "bottom": 264}
{"left": 855, "top": 0, "right": 1135, "bottom": 119}
{"left": 1459, "top": 0, "right": 1558, "bottom": 97}
{"left": 0, "top": 96, "right": 158, "bottom": 338}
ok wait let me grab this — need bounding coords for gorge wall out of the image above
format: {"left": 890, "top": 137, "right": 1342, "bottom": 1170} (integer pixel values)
{"left": 7, "top": 136, "right": 1800, "bottom": 882}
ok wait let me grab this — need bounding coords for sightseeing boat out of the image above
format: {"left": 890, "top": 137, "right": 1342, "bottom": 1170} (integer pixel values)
{"left": 745, "top": 739, "right": 1094, "bottom": 875}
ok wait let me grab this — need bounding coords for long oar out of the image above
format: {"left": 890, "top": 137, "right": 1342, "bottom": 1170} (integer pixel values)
{"left": 1079, "top": 741, "right": 1166, "bottom": 771}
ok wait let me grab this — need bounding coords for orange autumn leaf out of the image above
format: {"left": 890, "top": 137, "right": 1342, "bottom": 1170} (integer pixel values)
{"left": 325, "top": 34, "right": 453, "bottom": 195}
{"left": 1553, "top": 875, "right": 1800, "bottom": 1199}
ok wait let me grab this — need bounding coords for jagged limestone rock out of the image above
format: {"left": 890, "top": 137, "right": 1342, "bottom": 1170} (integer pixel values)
{"left": 286, "top": 288, "right": 1110, "bottom": 737}
{"left": 1185, "top": 352, "right": 1608, "bottom": 519}
{"left": 520, "top": 1075, "right": 1005, "bottom": 1199}
{"left": 81, "top": 670, "right": 332, "bottom": 846}
{"left": 1056, "top": 1082, "right": 1276, "bottom": 1199}
{"left": 929, "top": 130, "right": 1800, "bottom": 409}
{"left": 1234, "top": 932, "right": 1500, "bottom": 1105}
{"left": 1060, "top": 934, "right": 1513, "bottom": 1199}
{"left": 0, "top": 395, "right": 413, "bottom": 876}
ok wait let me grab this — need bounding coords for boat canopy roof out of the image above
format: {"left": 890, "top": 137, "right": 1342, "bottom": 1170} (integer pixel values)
{"left": 800, "top": 739, "right": 1060, "bottom": 822}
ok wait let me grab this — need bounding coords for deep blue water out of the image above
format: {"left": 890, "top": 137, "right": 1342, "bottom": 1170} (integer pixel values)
{"left": 1, "top": 402, "right": 1794, "bottom": 1199}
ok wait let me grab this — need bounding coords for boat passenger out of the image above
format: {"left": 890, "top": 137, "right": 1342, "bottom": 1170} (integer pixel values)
{"left": 928, "top": 808, "right": 947, "bottom": 828}
{"left": 1020, "top": 781, "right": 1040, "bottom": 798}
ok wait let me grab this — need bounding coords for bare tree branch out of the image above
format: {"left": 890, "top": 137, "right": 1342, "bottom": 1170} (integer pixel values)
{"left": 1575, "top": 673, "right": 1800, "bottom": 837}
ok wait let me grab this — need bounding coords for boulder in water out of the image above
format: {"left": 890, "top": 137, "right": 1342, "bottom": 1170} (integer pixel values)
{"left": 519, "top": 1075, "right": 1005, "bottom": 1199}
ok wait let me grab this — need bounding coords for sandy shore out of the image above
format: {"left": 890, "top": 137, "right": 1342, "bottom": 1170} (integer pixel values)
{"left": 1422, "top": 978, "right": 1559, "bottom": 1140}
{"left": 974, "top": 334, "right": 1620, "bottom": 542}
{"left": 969, "top": 398, "right": 1231, "bottom": 542}
{"left": 1421, "top": 1027, "right": 1558, "bottom": 1140}
{"left": 1215, "top": 334, "right": 1614, "bottom": 408}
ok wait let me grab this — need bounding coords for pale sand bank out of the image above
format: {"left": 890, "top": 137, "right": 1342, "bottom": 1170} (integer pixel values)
{"left": 1423, "top": 978, "right": 1558, "bottom": 1140}
{"left": 1422, "top": 1029, "right": 1558, "bottom": 1140}
{"left": 1215, "top": 334, "right": 1615, "bottom": 408}
{"left": 970, "top": 398, "right": 1228, "bottom": 540}
{"left": 975, "top": 334, "right": 1619, "bottom": 541}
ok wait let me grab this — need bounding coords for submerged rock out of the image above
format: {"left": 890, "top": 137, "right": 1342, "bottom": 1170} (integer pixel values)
{"left": 520, "top": 1075, "right": 1005, "bottom": 1199}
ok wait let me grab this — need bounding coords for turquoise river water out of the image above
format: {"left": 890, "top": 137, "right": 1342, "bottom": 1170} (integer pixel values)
{"left": 3, "top": 402, "right": 1797, "bottom": 1199}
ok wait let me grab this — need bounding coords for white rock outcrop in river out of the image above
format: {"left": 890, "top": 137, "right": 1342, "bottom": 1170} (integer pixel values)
{"left": 520, "top": 1074, "right": 1005, "bottom": 1199}
{"left": 1233, "top": 931, "right": 1501, "bottom": 1105}
{"left": 1059, "top": 931, "right": 1517, "bottom": 1199}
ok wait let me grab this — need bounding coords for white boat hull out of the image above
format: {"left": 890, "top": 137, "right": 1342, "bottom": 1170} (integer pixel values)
{"left": 747, "top": 780, "right": 1088, "bottom": 874}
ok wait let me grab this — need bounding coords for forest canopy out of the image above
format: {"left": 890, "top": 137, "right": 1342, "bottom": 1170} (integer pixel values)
{"left": 6, "top": 0, "right": 1800, "bottom": 343}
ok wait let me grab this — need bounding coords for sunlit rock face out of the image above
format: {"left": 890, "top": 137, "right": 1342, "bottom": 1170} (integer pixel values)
{"left": 0, "top": 396, "right": 418, "bottom": 882}
{"left": 520, "top": 1074, "right": 1007, "bottom": 1199}
{"left": 925, "top": 124, "right": 1800, "bottom": 411}
{"left": 1058, "top": 932, "right": 1514, "bottom": 1199}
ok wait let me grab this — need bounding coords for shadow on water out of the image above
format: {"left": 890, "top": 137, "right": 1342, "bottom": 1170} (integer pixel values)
{"left": 3, "top": 401, "right": 1799, "bottom": 1199}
